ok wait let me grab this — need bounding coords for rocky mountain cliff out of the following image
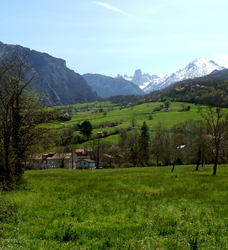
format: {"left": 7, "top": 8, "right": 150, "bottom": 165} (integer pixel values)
{"left": 122, "top": 58, "right": 226, "bottom": 93}
{"left": 0, "top": 42, "right": 98, "bottom": 105}
{"left": 130, "top": 69, "right": 160, "bottom": 89}
{"left": 83, "top": 73, "right": 144, "bottom": 98}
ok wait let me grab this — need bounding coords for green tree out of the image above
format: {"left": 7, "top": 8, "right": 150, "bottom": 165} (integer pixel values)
{"left": 118, "top": 128, "right": 128, "bottom": 150}
{"left": 0, "top": 55, "right": 45, "bottom": 190}
{"left": 128, "top": 129, "right": 140, "bottom": 167}
{"left": 79, "top": 120, "right": 93, "bottom": 139}
{"left": 131, "top": 118, "right": 137, "bottom": 128}
{"left": 139, "top": 121, "right": 150, "bottom": 166}
{"left": 60, "top": 126, "right": 75, "bottom": 146}
{"left": 164, "top": 100, "right": 171, "bottom": 110}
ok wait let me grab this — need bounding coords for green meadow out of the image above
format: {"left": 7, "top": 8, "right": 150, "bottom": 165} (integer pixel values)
{"left": 68, "top": 101, "right": 200, "bottom": 128}
{"left": 1, "top": 101, "right": 227, "bottom": 249}
{"left": 56, "top": 101, "right": 202, "bottom": 145}
{"left": 1, "top": 165, "right": 228, "bottom": 249}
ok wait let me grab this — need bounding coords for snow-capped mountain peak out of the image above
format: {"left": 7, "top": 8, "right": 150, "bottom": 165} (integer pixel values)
{"left": 123, "top": 58, "right": 226, "bottom": 94}
{"left": 120, "top": 69, "right": 160, "bottom": 90}
{"left": 184, "top": 58, "right": 223, "bottom": 74}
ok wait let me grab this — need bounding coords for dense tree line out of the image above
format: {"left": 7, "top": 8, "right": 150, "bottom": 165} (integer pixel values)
{"left": 108, "top": 95, "right": 141, "bottom": 105}
{"left": 115, "top": 106, "right": 228, "bottom": 175}
{"left": 147, "top": 79, "right": 228, "bottom": 107}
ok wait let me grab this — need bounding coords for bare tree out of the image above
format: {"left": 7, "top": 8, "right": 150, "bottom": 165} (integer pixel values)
{"left": 169, "top": 133, "right": 185, "bottom": 172}
{"left": 118, "top": 128, "right": 140, "bottom": 167}
{"left": 151, "top": 122, "right": 170, "bottom": 166}
{"left": 89, "top": 133, "right": 105, "bottom": 168}
{"left": 183, "top": 120, "right": 208, "bottom": 170}
{"left": 200, "top": 106, "right": 228, "bottom": 175}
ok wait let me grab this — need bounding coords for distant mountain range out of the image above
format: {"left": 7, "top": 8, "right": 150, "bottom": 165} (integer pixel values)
{"left": 83, "top": 73, "right": 143, "bottom": 98}
{"left": 0, "top": 41, "right": 144, "bottom": 104}
{"left": 121, "top": 58, "right": 226, "bottom": 93}
{"left": 147, "top": 67, "right": 228, "bottom": 107}
{"left": 85, "top": 58, "right": 226, "bottom": 98}
{"left": 0, "top": 41, "right": 227, "bottom": 105}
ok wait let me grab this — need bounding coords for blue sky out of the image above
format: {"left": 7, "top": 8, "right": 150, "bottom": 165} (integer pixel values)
{"left": 1, "top": 0, "right": 228, "bottom": 77}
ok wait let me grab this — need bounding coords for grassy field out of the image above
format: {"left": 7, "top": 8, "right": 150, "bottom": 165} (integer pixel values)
{"left": 67, "top": 101, "right": 201, "bottom": 128}
{"left": 51, "top": 101, "right": 201, "bottom": 128}
{"left": 1, "top": 165, "right": 228, "bottom": 249}
{"left": 55, "top": 101, "right": 202, "bottom": 145}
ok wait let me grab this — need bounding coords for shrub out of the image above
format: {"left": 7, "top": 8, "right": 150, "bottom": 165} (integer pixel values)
{"left": 54, "top": 227, "right": 79, "bottom": 242}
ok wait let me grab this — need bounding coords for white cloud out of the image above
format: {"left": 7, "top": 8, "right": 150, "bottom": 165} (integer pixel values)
{"left": 216, "top": 54, "right": 228, "bottom": 61}
{"left": 215, "top": 54, "right": 228, "bottom": 67}
{"left": 194, "top": 41, "right": 228, "bottom": 47}
{"left": 93, "top": 2, "right": 131, "bottom": 16}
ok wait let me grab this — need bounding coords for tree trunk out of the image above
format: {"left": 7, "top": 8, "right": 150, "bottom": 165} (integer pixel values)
{"left": 213, "top": 147, "right": 219, "bottom": 175}
{"left": 156, "top": 156, "right": 159, "bottom": 167}
{"left": 171, "top": 163, "right": 175, "bottom": 172}
{"left": 213, "top": 164, "right": 217, "bottom": 175}
{"left": 195, "top": 148, "right": 201, "bottom": 171}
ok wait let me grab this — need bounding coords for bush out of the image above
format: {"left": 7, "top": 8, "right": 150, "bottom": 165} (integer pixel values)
{"left": 100, "top": 120, "right": 121, "bottom": 128}
{"left": 102, "top": 130, "right": 109, "bottom": 137}
{"left": 59, "top": 112, "right": 72, "bottom": 122}
{"left": 54, "top": 226, "right": 79, "bottom": 242}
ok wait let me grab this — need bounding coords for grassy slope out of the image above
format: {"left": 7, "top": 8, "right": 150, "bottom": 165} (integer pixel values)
{"left": 70, "top": 102, "right": 200, "bottom": 128}
{"left": 1, "top": 165, "right": 228, "bottom": 249}
{"left": 63, "top": 101, "right": 201, "bottom": 145}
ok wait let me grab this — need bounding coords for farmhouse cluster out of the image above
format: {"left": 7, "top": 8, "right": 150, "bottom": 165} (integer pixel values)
{"left": 25, "top": 149, "right": 124, "bottom": 170}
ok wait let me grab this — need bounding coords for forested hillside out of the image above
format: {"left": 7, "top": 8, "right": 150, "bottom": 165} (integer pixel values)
{"left": 147, "top": 69, "right": 228, "bottom": 107}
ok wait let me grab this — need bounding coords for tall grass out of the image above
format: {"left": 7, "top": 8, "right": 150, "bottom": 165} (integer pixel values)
{"left": 1, "top": 165, "right": 228, "bottom": 249}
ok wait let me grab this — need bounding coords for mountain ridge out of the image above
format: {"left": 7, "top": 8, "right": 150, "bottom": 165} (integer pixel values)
{"left": 1, "top": 41, "right": 227, "bottom": 103}
{"left": 121, "top": 58, "right": 226, "bottom": 93}
{"left": 83, "top": 73, "right": 144, "bottom": 98}
{"left": 146, "top": 67, "right": 228, "bottom": 107}
{"left": 0, "top": 41, "right": 98, "bottom": 105}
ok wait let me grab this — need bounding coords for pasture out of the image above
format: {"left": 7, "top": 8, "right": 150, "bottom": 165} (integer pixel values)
{"left": 55, "top": 101, "right": 203, "bottom": 145}
{"left": 1, "top": 165, "right": 228, "bottom": 249}
{"left": 67, "top": 101, "right": 200, "bottom": 128}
